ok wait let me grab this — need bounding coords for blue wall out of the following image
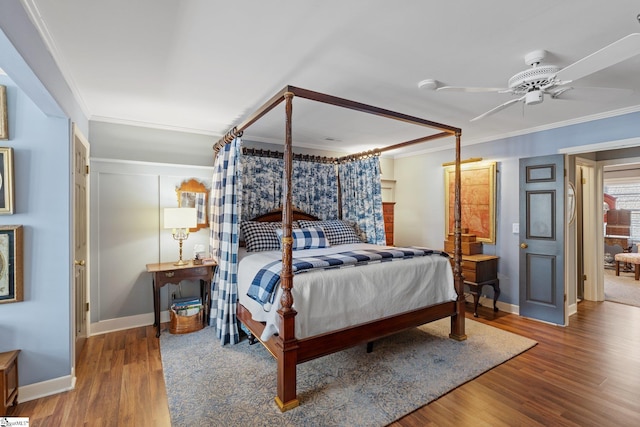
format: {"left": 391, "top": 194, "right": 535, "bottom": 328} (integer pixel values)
{"left": 0, "top": 74, "right": 72, "bottom": 385}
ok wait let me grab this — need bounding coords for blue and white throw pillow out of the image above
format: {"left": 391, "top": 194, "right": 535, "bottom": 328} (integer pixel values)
{"left": 297, "top": 220, "right": 363, "bottom": 246}
{"left": 276, "top": 227, "right": 331, "bottom": 250}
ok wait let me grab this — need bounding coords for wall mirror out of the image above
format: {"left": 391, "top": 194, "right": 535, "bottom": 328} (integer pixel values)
{"left": 567, "top": 181, "right": 576, "bottom": 225}
{"left": 176, "top": 178, "right": 209, "bottom": 232}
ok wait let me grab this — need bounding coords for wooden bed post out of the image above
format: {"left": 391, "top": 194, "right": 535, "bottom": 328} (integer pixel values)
{"left": 275, "top": 91, "right": 300, "bottom": 411}
{"left": 450, "top": 131, "right": 467, "bottom": 341}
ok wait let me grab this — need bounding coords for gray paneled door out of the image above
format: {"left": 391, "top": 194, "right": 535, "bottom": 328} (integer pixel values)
{"left": 519, "top": 154, "right": 566, "bottom": 325}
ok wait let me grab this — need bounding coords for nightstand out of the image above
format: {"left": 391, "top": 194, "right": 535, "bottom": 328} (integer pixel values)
{"left": 460, "top": 254, "right": 500, "bottom": 317}
{"left": 449, "top": 254, "right": 500, "bottom": 317}
{"left": 146, "top": 261, "right": 215, "bottom": 337}
{"left": 1, "top": 349, "right": 20, "bottom": 415}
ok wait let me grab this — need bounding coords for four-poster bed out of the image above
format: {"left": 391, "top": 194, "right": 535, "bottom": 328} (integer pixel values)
{"left": 212, "top": 85, "right": 464, "bottom": 411}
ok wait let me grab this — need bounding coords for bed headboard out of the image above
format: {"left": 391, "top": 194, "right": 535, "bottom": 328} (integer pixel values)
{"left": 251, "top": 207, "right": 319, "bottom": 222}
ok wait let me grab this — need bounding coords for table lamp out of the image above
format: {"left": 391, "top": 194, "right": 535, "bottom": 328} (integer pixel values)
{"left": 164, "top": 207, "right": 197, "bottom": 265}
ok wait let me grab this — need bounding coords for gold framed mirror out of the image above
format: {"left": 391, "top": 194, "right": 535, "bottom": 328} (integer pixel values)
{"left": 176, "top": 178, "right": 209, "bottom": 232}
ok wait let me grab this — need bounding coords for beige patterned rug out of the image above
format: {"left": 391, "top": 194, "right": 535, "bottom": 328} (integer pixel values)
{"left": 160, "top": 318, "right": 536, "bottom": 427}
{"left": 604, "top": 268, "right": 640, "bottom": 307}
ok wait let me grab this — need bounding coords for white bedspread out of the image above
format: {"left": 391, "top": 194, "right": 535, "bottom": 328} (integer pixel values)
{"left": 237, "top": 243, "right": 456, "bottom": 341}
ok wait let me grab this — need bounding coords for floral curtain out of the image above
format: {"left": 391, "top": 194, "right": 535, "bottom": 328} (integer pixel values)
{"left": 338, "top": 156, "right": 386, "bottom": 244}
{"left": 209, "top": 137, "right": 242, "bottom": 345}
{"left": 239, "top": 154, "right": 338, "bottom": 220}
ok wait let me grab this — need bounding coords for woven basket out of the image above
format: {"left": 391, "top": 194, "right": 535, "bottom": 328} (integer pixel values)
{"left": 169, "top": 309, "right": 204, "bottom": 334}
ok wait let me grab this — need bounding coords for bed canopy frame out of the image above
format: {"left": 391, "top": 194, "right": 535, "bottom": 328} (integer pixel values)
{"left": 213, "top": 85, "right": 464, "bottom": 411}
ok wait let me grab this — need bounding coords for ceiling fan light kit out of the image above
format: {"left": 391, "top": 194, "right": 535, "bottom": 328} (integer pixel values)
{"left": 431, "top": 33, "right": 640, "bottom": 121}
{"left": 525, "top": 90, "right": 543, "bottom": 105}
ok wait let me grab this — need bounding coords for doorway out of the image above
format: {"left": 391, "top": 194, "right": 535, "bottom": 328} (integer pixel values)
{"left": 564, "top": 142, "right": 640, "bottom": 308}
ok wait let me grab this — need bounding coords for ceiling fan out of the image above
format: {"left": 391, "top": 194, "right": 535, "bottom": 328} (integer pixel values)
{"left": 435, "top": 33, "right": 640, "bottom": 122}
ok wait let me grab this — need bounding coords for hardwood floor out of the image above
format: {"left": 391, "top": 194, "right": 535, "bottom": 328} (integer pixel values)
{"left": 8, "top": 300, "right": 640, "bottom": 426}
{"left": 8, "top": 325, "right": 171, "bottom": 426}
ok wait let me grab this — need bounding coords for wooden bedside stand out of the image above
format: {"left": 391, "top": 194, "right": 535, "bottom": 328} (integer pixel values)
{"left": 461, "top": 254, "right": 500, "bottom": 317}
{"left": 146, "top": 261, "right": 216, "bottom": 338}
{"left": 449, "top": 253, "right": 500, "bottom": 317}
{"left": 1, "top": 349, "right": 20, "bottom": 415}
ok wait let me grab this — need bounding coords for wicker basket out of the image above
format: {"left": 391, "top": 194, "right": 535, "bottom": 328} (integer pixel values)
{"left": 169, "top": 309, "right": 204, "bottom": 334}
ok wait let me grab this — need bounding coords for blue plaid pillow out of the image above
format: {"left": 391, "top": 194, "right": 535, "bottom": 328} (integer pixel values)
{"left": 276, "top": 227, "right": 331, "bottom": 250}
{"left": 298, "top": 220, "right": 363, "bottom": 246}
{"left": 240, "top": 220, "right": 300, "bottom": 252}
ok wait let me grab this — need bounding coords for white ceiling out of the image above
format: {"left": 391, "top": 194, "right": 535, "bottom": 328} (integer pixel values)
{"left": 22, "top": 0, "right": 640, "bottom": 156}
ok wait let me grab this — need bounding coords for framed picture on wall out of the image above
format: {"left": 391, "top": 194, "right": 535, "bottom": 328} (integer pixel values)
{"left": 0, "top": 147, "right": 14, "bottom": 214}
{"left": 444, "top": 161, "right": 497, "bottom": 244}
{"left": 0, "top": 225, "right": 23, "bottom": 304}
{"left": 0, "top": 85, "right": 8, "bottom": 140}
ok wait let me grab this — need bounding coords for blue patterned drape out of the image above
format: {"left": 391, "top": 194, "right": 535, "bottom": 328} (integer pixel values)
{"left": 338, "top": 156, "right": 386, "bottom": 244}
{"left": 291, "top": 159, "right": 339, "bottom": 219}
{"left": 209, "top": 137, "right": 242, "bottom": 345}
{"left": 239, "top": 155, "right": 338, "bottom": 220}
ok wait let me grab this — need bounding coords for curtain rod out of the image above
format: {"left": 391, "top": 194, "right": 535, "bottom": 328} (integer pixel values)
{"left": 242, "top": 147, "right": 339, "bottom": 164}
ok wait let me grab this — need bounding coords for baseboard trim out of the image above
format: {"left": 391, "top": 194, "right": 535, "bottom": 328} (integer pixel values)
{"left": 464, "top": 293, "right": 519, "bottom": 315}
{"left": 19, "top": 374, "right": 75, "bottom": 403}
{"left": 89, "top": 310, "right": 171, "bottom": 336}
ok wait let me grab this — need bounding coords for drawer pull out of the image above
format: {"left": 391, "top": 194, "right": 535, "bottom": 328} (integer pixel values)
{"left": 165, "top": 272, "right": 175, "bottom": 278}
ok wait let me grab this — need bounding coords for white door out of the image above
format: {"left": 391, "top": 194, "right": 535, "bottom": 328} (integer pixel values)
{"left": 73, "top": 124, "right": 89, "bottom": 363}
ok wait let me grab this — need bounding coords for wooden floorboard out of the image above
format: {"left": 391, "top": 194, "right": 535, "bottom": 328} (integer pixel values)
{"left": 6, "top": 300, "right": 640, "bottom": 426}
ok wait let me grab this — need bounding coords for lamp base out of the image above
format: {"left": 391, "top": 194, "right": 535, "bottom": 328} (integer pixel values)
{"left": 173, "top": 238, "right": 189, "bottom": 266}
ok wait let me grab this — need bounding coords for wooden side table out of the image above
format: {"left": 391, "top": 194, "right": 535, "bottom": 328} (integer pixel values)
{"left": 146, "top": 261, "right": 215, "bottom": 337}
{"left": 449, "top": 253, "right": 500, "bottom": 317}
{"left": 1, "top": 349, "right": 20, "bottom": 415}
{"left": 461, "top": 254, "right": 500, "bottom": 317}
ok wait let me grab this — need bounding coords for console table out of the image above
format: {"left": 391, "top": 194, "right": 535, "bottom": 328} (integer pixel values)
{"left": 146, "top": 261, "right": 215, "bottom": 337}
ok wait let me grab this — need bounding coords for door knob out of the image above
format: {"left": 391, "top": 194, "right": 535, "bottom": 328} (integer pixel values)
{"left": 74, "top": 260, "right": 86, "bottom": 266}
{"left": 520, "top": 243, "right": 528, "bottom": 249}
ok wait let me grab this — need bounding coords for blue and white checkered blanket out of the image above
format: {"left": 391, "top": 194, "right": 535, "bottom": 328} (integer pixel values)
{"left": 246, "top": 247, "right": 449, "bottom": 306}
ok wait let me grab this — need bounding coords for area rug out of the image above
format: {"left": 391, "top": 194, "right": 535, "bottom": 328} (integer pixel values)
{"left": 160, "top": 318, "right": 536, "bottom": 427}
{"left": 604, "top": 269, "right": 640, "bottom": 308}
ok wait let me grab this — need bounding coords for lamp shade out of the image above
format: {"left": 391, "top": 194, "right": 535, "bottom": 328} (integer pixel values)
{"left": 163, "top": 207, "right": 197, "bottom": 229}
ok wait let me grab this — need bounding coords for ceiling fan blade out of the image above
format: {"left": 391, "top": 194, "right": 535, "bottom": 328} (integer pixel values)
{"left": 470, "top": 96, "right": 525, "bottom": 122}
{"left": 437, "top": 86, "right": 509, "bottom": 93}
{"left": 555, "top": 33, "right": 640, "bottom": 83}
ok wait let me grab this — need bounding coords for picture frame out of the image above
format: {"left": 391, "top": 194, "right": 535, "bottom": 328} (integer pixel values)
{"left": 444, "top": 161, "right": 496, "bottom": 244}
{"left": 0, "top": 225, "right": 23, "bottom": 304}
{"left": 0, "top": 85, "right": 7, "bottom": 140}
{"left": 0, "top": 147, "right": 14, "bottom": 214}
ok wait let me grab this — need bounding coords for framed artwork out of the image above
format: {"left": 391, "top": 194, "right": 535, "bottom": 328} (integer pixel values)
{"left": 444, "top": 162, "right": 496, "bottom": 244}
{"left": 0, "top": 225, "right": 23, "bottom": 304}
{"left": 0, "top": 85, "right": 7, "bottom": 140}
{"left": 0, "top": 147, "right": 14, "bottom": 214}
